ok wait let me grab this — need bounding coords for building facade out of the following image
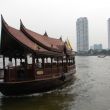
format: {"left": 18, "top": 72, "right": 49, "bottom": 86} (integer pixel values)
{"left": 93, "top": 44, "right": 102, "bottom": 51}
{"left": 76, "top": 17, "right": 89, "bottom": 53}
{"left": 108, "top": 18, "right": 110, "bottom": 49}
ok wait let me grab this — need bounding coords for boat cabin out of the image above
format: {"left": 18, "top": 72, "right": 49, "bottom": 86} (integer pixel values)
{"left": 0, "top": 15, "right": 75, "bottom": 83}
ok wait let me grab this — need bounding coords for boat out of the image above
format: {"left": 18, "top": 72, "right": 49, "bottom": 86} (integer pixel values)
{"left": 97, "top": 55, "right": 106, "bottom": 58}
{"left": 0, "top": 15, "right": 76, "bottom": 96}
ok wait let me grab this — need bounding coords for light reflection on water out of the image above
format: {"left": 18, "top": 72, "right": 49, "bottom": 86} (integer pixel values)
{"left": 0, "top": 56, "right": 110, "bottom": 110}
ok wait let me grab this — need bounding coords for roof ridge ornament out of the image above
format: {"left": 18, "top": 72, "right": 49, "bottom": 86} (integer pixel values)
{"left": 59, "top": 36, "right": 62, "bottom": 41}
{"left": 43, "top": 31, "right": 48, "bottom": 37}
{"left": 20, "top": 19, "right": 25, "bottom": 30}
{"left": 1, "top": 14, "right": 8, "bottom": 26}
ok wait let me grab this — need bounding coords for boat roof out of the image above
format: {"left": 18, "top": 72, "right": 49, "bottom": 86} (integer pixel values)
{"left": 20, "top": 20, "right": 64, "bottom": 53}
{"left": 0, "top": 15, "right": 74, "bottom": 58}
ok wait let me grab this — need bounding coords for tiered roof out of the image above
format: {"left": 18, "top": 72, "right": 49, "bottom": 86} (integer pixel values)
{"left": 1, "top": 15, "right": 74, "bottom": 58}
{"left": 20, "top": 21, "right": 64, "bottom": 52}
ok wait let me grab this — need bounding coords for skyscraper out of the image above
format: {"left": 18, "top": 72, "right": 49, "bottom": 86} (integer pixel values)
{"left": 76, "top": 17, "right": 89, "bottom": 53}
{"left": 108, "top": 18, "right": 110, "bottom": 49}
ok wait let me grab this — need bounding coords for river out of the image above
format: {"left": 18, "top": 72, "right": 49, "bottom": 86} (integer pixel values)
{"left": 0, "top": 56, "right": 110, "bottom": 110}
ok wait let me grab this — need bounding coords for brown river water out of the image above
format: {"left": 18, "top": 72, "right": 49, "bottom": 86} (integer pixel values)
{"left": 0, "top": 56, "right": 110, "bottom": 110}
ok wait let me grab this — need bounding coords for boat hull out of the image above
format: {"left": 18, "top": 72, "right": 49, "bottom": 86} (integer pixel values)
{"left": 0, "top": 69, "right": 76, "bottom": 96}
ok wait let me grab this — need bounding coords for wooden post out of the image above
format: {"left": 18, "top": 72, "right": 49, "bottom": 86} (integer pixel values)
{"left": 20, "top": 58, "right": 22, "bottom": 65}
{"left": 44, "top": 58, "right": 45, "bottom": 69}
{"left": 68, "top": 58, "right": 70, "bottom": 66}
{"left": 14, "top": 57, "right": 17, "bottom": 81}
{"left": 57, "top": 57, "right": 59, "bottom": 73}
{"left": 62, "top": 57, "right": 63, "bottom": 71}
{"left": 71, "top": 58, "right": 72, "bottom": 64}
{"left": 40, "top": 58, "right": 44, "bottom": 74}
{"left": 15, "top": 58, "right": 17, "bottom": 67}
{"left": 25, "top": 55, "right": 27, "bottom": 69}
{"left": 66, "top": 57, "right": 68, "bottom": 72}
{"left": 42, "top": 57, "right": 45, "bottom": 69}
{"left": 36, "top": 58, "right": 38, "bottom": 63}
{"left": 32, "top": 54, "right": 35, "bottom": 79}
{"left": 46, "top": 58, "right": 48, "bottom": 63}
{"left": 51, "top": 57, "right": 53, "bottom": 73}
{"left": 62, "top": 57, "right": 63, "bottom": 66}
{"left": 70, "top": 58, "right": 72, "bottom": 66}
{"left": 73, "top": 57, "right": 75, "bottom": 65}
{"left": 66, "top": 57, "right": 68, "bottom": 65}
{"left": 3, "top": 56, "right": 6, "bottom": 81}
{"left": 3, "top": 55, "right": 5, "bottom": 70}
{"left": 70, "top": 58, "right": 71, "bottom": 65}
{"left": 32, "top": 56, "right": 35, "bottom": 66}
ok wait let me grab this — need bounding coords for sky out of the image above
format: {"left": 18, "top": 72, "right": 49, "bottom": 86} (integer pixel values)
{"left": 0, "top": 0, "right": 110, "bottom": 50}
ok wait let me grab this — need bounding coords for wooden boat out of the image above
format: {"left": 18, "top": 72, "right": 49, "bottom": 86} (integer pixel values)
{"left": 97, "top": 55, "right": 106, "bottom": 58}
{"left": 0, "top": 15, "right": 76, "bottom": 96}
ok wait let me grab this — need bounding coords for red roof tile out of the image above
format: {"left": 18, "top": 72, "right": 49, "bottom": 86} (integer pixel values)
{"left": 1, "top": 19, "right": 55, "bottom": 54}
{"left": 21, "top": 25, "right": 65, "bottom": 52}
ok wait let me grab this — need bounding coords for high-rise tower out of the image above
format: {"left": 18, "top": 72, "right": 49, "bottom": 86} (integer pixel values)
{"left": 76, "top": 17, "right": 89, "bottom": 53}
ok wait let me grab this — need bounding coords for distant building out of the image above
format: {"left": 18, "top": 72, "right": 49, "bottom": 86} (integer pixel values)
{"left": 76, "top": 17, "right": 89, "bottom": 53}
{"left": 93, "top": 44, "right": 102, "bottom": 51}
{"left": 108, "top": 18, "right": 110, "bottom": 49}
{"left": 90, "top": 45, "right": 94, "bottom": 50}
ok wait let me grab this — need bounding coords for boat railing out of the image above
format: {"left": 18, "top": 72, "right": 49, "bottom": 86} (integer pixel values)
{"left": 58, "top": 66, "right": 63, "bottom": 73}
{"left": 3, "top": 65, "right": 35, "bottom": 82}
{"left": 0, "top": 69, "right": 5, "bottom": 82}
{"left": 36, "top": 66, "right": 61, "bottom": 79}
{"left": 4, "top": 67, "right": 17, "bottom": 82}
{"left": 67, "top": 65, "right": 75, "bottom": 72}
{"left": 1, "top": 63, "right": 75, "bottom": 82}
{"left": 36, "top": 73, "right": 60, "bottom": 79}
{"left": 36, "top": 71, "right": 60, "bottom": 79}
{"left": 43, "top": 68, "right": 52, "bottom": 74}
{"left": 35, "top": 64, "right": 75, "bottom": 80}
{"left": 43, "top": 67, "right": 62, "bottom": 75}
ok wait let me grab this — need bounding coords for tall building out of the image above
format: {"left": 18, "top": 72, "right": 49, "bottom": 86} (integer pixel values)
{"left": 108, "top": 18, "right": 110, "bottom": 49}
{"left": 76, "top": 17, "right": 89, "bottom": 53}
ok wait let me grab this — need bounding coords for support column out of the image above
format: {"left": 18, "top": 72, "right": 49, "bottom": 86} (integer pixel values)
{"left": 3, "top": 55, "right": 6, "bottom": 81}
{"left": 42, "top": 58, "right": 45, "bottom": 69}
{"left": 3, "top": 55, "right": 5, "bottom": 70}
{"left": 15, "top": 58, "right": 17, "bottom": 67}
{"left": 51, "top": 57, "right": 53, "bottom": 73}
{"left": 66, "top": 57, "right": 68, "bottom": 72}
{"left": 41, "top": 58, "right": 45, "bottom": 74}
{"left": 62, "top": 57, "right": 63, "bottom": 70}
{"left": 73, "top": 57, "right": 75, "bottom": 65}
{"left": 57, "top": 57, "right": 59, "bottom": 73}
{"left": 25, "top": 55, "right": 27, "bottom": 69}
{"left": 20, "top": 58, "right": 22, "bottom": 65}
{"left": 70, "top": 58, "right": 72, "bottom": 66}
{"left": 36, "top": 57, "right": 38, "bottom": 64}
{"left": 46, "top": 58, "right": 48, "bottom": 63}
{"left": 32, "top": 54, "right": 35, "bottom": 79}
{"left": 62, "top": 57, "right": 63, "bottom": 66}
{"left": 32, "top": 55, "right": 35, "bottom": 66}
{"left": 69, "top": 58, "right": 70, "bottom": 66}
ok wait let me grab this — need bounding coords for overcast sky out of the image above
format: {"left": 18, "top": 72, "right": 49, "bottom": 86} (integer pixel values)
{"left": 0, "top": 0, "right": 110, "bottom": 50}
